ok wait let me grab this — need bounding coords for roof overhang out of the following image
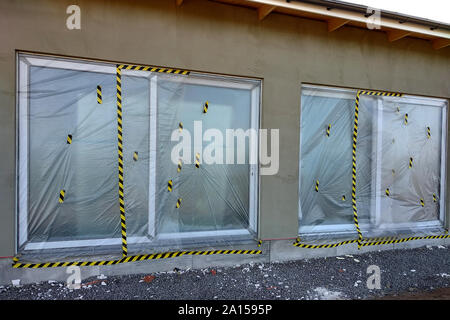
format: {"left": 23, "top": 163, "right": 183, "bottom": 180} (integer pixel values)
{"left": 176, "top": 0, "right": 450, "bottom": 50}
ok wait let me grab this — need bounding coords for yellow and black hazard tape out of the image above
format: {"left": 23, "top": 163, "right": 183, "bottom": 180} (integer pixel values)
{"left": 133, "top": 151, "right": 138, "bottom": 161}
{"left": 360, "top": 234, "right": 450, "bottom": 247}
{"left": 420, "top": 198, "right": 425, "bottom": 207}
{"left": 293, "top": 234, "right": 450, "bottom": 249}
{"left": 358, "top": 90, "right": 403, "bottom": 97}
{"left": 67, "top": 134, "right": 72, "bottom": 144}
{"left": 353, "top": 90, "right": 403, "bottom": 248}
{"left": 427, "top": 126, "right": 431, "bottom": 139}
{"left": 12, "top": 249, "right": 262, "bottom": 269}
{"left": 404, "top": 113, "right": 408, "bottom": 125}
{"left": 59, "top": 189, "right": 65, "bottom": 204}
{"left": 97, "top": 85, "right": 102, "bottom": 104}
{"left": 168, "top": 180, "right": 173, "bottom": 192}
{"left": 409, "top": 157, "right": 413, "bottom": 169}
{"left": 315, "top": 180, "right": 319, "bottom": 192}
{"left": 116, "top": 65, "right": 127, "bottom": 258}
{"left": 326, "top": 124, "right": 331, "bottom": 137}
{"left": 293, "top": 239, "right": 358, "bottom": 249}
{"left": 118, "top": 64, "right": 190, "bottom": 75}
{"left": 195, "top": 152, "right": 200, "bottom": 169}
{"left": 203, "top": 101, "right": 209, "bottom": 114}
{"left": 351, "top": 91, "right": 363, "bottom": 247}
{"left": 177, "top": 159, "right": 182, "bottom": 172}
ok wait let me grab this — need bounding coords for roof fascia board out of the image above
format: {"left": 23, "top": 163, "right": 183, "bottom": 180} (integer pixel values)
{"left": 244, "top": 0, "right": 450, "bottom": 39}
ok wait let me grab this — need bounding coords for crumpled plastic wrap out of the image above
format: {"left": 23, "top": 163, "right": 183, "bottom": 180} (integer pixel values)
{"left": 17, "top": 54, "right": 261, "bottom": 261}
{"left": 299, "top": 84, "right": 447, "bottom": 243}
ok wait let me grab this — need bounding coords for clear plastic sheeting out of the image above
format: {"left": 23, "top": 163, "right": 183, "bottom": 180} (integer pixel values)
{"left": 299, "top": 84, "right": 448, "bottom": 243}
{"left": 299, "top": 86, "right": 361, "bottom": 238}
{"left": 17, "top": 54, "right": 261, "bottom": 261}
{"left": 357, "top": 92, "right": 447, "bottom": 238}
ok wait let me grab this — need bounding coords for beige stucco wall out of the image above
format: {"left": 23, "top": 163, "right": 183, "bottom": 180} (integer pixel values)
{"left": 0, "top": 0, "right": 449, "bottom": 256}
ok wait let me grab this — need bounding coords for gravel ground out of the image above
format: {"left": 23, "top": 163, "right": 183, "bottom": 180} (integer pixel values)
{"left": 0, "top": 245, "right": 449, "bottom": 300}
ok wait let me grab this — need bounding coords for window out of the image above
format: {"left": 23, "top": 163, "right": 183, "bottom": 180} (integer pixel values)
{"left": 298, "top": 84, "right": 447, "bottom": 238}
{"left": 17, "top": 54, "right": 260, "bottom": 252}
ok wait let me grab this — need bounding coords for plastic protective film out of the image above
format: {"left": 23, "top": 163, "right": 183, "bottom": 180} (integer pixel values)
{"left": 17, "top": 54, "right": 260, "bottom": 263}
{"left": 298, "top": 85, "right": 448, "bottom": 246}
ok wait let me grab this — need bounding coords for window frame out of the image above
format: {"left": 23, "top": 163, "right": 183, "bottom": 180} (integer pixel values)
{"left": 298, "top": 84, "right": 448, "bottom": 237}
{"left": 368, "top": 94, "right": 447, "bottom": 232}
{"left": 17, "top": 53, "right": 260, "bottom": 252}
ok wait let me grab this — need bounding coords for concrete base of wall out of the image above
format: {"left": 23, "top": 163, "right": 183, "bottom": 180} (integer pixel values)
{"left": 1, "top": 238, "right": 448, "bottom": 286}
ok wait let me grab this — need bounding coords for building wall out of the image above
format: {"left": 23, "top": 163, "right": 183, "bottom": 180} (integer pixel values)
{"left": 0, "top": 0, "right": 449, "bottom": 257}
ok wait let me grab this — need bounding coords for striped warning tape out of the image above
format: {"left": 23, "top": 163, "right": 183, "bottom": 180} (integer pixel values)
{"left": 97, "top": 85, "right": 102, "bottom": 104}
{"left": 203, "top": 101, "right": 209, "bottom": 114}
{"left": 351, "top": 91, "right": 363, "bottom": 247}
{"left": 12, "top": 249, "right": 262, "bottom": 269}
{"left": 427, "top": 126, "right": 431, "bottom": 139}
{"left": 433, "top": 193, "right": 437, "bottom": 202}
{"left": 404, "top": 113, "right": 408, "bottom": 125}
{"left": 67, "top": 134, "right": 72, "bottom": 144}
{"left": 315, "top": 180, "right": 319, "bottom": 192}
{"left": 409, "top": 157, "right": 413, "bottom": 168}
{"left": 293, "top": 239, "right": 357, "bottom": 249}
{"left": 360, "top": 234, "right": 450, "bottom": 247}
{"left": 133, "top": 151, "right": 138, "bottom": 161}
{"left": 168, "top": 180, "right": 173, "bottom": 192}
{"left": 116, "top": 65, "right": 127, "bottom": 258}
{"left": 294, "top": 89, "right": 445, "bottom": 250}
{"left": 179, "top": 122, "right": 183, "bottom": 132}
{"left": 293, "top": 234, "right": 450, "bottom": 249}
{"left": 177, "top": 159, "right": 182, "bottom": 172}
{"left": 420, "top": 198, "right": 425, "bottom": 207}
{"left": 176, "top": 198, "right": 182, "bottom": 208}
{"left": 362, "top": 236, "right": 398, "bottom": 242}
{"left": 59, "top": 190, "right": 65, "bottom": 204}
{"left": 352, "top": 90, "right": 403, "bottom": 248}
{"left": 119, "top": 64, "right": 190, "bottom": 75}
{"left": 326, "top": 124, "right": 331, "bottom": 137}
{"left": 358, "top": 90, "right": 403, "bottom": 97}
{"left": 195, "top": 153, "right": 200, "bottom": 169}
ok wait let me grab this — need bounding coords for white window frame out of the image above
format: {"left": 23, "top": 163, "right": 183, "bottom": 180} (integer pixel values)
{"left": 298, "top": 84, "right": 447, "bottom": 237}
{"left": 17, "top": 54, "right": 260, "bottom": 251}
{"left": 298, "top": 85, "right": 361, "bottom": 235}
{"left": 369, "top": 94, "right": 447, "bottom": 232}
{"left": 145, "top": 72, "right": 260, "bottom": 241}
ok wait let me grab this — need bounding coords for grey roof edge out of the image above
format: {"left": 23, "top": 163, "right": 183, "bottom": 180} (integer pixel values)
{"left": 288, "top": 0, "right": 450, "bottom": 31}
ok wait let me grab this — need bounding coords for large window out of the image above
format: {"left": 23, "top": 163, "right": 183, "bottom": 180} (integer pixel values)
{"left": 298, "top": 84, "right": 447, "bottom": 238}
{"left": 17, "top": 54, "right": 260, "bottom": 252}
